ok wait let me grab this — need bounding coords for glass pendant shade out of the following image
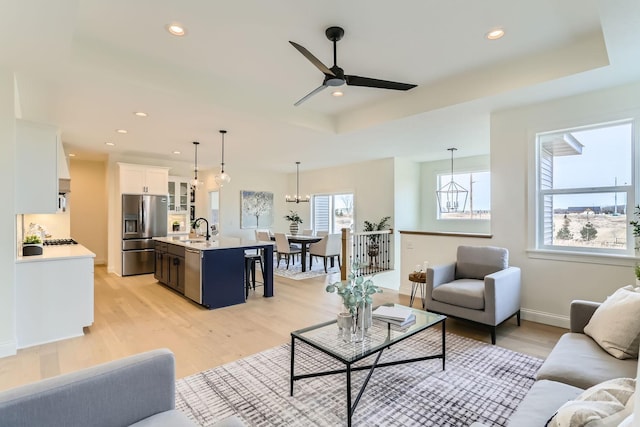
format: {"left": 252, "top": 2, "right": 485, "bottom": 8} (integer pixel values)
{"left": 286, "top": 161, "right": 310, "bottom": 203}
{"left": 191, "top": 141, "right": 200, "bottom": 188}
{"left": 214, "top": 130, "right": 231, "bottom": 187}
{"left": 436, "top": 148, "right": 468, "bottom": 213}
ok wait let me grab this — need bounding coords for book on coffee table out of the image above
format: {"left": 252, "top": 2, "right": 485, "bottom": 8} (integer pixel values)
{"left": 372, "top": 306, "right": 413, "bottom": 322}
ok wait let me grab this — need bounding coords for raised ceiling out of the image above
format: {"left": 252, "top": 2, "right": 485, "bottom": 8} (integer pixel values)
{"left": 3, "top": 0, "right": 639, "bottom": 172}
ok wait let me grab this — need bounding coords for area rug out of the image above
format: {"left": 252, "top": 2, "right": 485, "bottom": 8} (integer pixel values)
{"left": 175, "top": 329, "right": 542, "bottom": 426}
{"left": 273, "top": 263, "right": 340, "bottom": 280}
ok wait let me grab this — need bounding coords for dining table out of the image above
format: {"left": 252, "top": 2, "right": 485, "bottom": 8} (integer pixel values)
{"left": 272, "top": 234, "right": 322, "bottom": 272}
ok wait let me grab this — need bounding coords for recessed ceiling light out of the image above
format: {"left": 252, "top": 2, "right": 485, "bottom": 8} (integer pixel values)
{"left": 172, "top": 150, "right": 181, "bottom": 155}
{"left": 116, "top": 129, "right": 127, "bottom": 134}
{"left": 105, "top": 142, "right": 115, "bottom": 146}
{"left": 332, "top": 90, "right": 344, "bottom": 97}
{"left": 134, "top": 111, "right": 148, "bottom": 117}
{"left": 68, "top": 153, "right": 76, "bottom": 157}
{"left": 166, "top": 23, "right": 186, "bottom": 37}
{"left": 486, "top": 28, "right": 505, "bottom": 40}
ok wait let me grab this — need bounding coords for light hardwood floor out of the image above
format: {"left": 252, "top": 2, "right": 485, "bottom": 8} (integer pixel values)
{"left": 0, "top": 265, "right": 565, "bottom": 392}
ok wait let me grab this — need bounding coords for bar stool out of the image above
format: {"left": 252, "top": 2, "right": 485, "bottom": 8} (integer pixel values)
{"left": 408, "top": 271, "right": 426, "bottom": 309}
{"left": 244, "top": 252, "right": 265, "bottom": 298}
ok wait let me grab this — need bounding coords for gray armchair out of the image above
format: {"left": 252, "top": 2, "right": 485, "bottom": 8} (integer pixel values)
{"left": 425, "top": 245, "right": 521, "bottom": 344}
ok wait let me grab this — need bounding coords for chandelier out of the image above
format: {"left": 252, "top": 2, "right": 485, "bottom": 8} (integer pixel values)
{"left": 191, "top": 141, "right": 200, "bottom": 188}
{"left": 436, "top": 148, "right": 468, "bottom": 213}
{"left": 286, "top": 161, "right": 310, "bottom": 203}
{"left": 214, "top": 130, "right": 231, "bottom": 187}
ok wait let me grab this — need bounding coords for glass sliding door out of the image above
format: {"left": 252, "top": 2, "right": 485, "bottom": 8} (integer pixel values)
{"left": 312, "top": 193, "right": 354, "bottom": 234}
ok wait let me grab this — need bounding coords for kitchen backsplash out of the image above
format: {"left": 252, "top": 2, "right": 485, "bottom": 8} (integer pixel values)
{"left": 20, "top": 212, "right": 71, "bottom": 240}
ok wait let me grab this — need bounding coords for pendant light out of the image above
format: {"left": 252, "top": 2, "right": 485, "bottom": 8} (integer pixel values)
{"left": 191, "top": 141, "right": 200, "bottom": 188}
{"left": 436, "top": 148, "right": 468, "bottom": 213}
{"left": 286, "top": 161, "right": 310, "bottom": 203}
{"left": 214, "top": 130, "right": 231, "bottom": 187}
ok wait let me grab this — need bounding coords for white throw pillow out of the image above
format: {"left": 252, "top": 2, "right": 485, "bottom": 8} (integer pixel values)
{"left": 548, "top": 378, "right": 635, "bottom": 427}
{"left": 584, "top": 285, "right": 640, "bottom": 359}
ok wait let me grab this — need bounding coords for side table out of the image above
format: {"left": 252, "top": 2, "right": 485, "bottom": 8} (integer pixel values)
{"left": 408, "top": 271, "right": 426, "bottom": 309}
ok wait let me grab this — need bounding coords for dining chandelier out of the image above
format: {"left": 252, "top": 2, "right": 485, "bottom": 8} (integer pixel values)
{"left": 286, "top": 161, "right": 310, "bottom": 203}
{"left": 436, "top": 147, "right": 468, "bottom": 213}
{"left": 214, "top": 130, "right": 231, "bottom": 187}
{"left": 191, "top": 141, "right": 200, "bottom": 188}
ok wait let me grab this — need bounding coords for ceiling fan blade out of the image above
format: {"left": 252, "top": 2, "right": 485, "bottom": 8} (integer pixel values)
{"left": 289, "top": 41, "right": 335, "bottom": 77}
{"left": 345, "top": 75, "right": 417, "bottom": 91}
{"left": 294, "top": 85, "right": 328, "bottom": 106}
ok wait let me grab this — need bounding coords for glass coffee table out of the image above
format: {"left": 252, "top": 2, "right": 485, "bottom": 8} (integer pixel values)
{"left": 290, "top": 304, "right": 446, "bottom": 427}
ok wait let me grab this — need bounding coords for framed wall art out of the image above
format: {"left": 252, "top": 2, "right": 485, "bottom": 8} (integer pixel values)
{"left": 241, "top": 190, "right": 274, "bottom": 229}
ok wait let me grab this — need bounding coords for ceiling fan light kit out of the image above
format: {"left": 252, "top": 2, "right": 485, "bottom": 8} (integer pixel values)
{"left": 214, "top": 130, "right": 231, "bottom": 187}
{"left": 286, "top": 161, "right": 310, "bottom": 203}
{"left": 290, "top": 26, "right": 417, "bottom": 106}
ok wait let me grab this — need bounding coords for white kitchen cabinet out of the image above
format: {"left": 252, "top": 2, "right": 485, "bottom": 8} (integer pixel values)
{"left": 118, "top": 163, "right": 169, "bottom": 195}
{"left": 15, "top": 119, "right": 58, "bottom": 213}
{"left": 15, "top": 255, "right": 94, "bottom": 348}
{"left": 168, "top": 176, "right": 190, "bottom": 212}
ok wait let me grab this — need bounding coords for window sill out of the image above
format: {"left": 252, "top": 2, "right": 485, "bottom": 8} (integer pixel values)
{"left": 527, "top": 248, "right": 638, "bottom": 267}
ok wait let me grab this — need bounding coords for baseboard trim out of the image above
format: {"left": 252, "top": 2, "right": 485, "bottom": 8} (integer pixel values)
{"left": 0, "top": 339, "right": 17, "bottom": 358}
{"left": 521, "top": 308, "right": 569, "bottom": 329}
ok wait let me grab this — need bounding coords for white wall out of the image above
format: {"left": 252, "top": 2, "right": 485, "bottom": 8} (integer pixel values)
{"left": 196, "top": 166, "right": 289, "bottom": 239}
{"left": 0, "top": 69, "right": 16, "bottom": 357}
{"left": 401, "top": 81, "right": 640, "bottom": 327}
{"left": 70, "top": 159, "right": 108, "bottom": 264}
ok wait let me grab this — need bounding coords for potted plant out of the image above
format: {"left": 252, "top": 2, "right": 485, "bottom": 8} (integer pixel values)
{"left": 363, "top": 216, "right": 391, "bottom": 265}
{"left": 284, "top": 210, "right": 303, "bottom": 235}
{"left": 326, "top": 261, "right": 382, "bottom": 342}
{"left": 22, "top": 234, "right": 43, "bottom": 256}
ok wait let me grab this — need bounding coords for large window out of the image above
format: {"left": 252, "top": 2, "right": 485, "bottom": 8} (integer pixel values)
{"left": 437, "top": 171, "right": 491, "bottom": 220}
{"left": 535, "top": 121, "right": 634, "bottom": 254}
{"left": 312, "top": 193, "right": 354, "bottom": 234}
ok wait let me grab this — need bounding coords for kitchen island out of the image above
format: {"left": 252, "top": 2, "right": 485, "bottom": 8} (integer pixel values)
{"left": 154, "top": 236, "right": 274, "bottom": 309}
{"left": 15, "top": 244, "right": 96, "bottom": 348}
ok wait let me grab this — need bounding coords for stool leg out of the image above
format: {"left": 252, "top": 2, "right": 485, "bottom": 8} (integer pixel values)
{"left": 251, "top": 259, "right": 257, "bottom": 290}
{"left": 245, "top": 260, "right": 251, "bottom": 299}
{"left": 420, "top": 282, "right": 426, "bottom": 309}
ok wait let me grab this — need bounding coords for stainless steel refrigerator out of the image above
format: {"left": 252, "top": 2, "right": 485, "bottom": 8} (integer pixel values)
{"left": 122, "top": 194, "right": 168, "bottom": 276}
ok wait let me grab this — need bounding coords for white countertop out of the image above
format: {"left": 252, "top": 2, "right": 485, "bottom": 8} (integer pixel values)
{"left": 16, "top": 244, "right": 96, "bottom": 263}
{"left": 154, "top": 236, "right": 274, "bottom": 251}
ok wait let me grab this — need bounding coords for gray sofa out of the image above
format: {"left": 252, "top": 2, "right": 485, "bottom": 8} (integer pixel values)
{"left": 471, "top": 300, "right": 637, "bottom": 427}
{"left": 0, "top": 348, "right": 244, "bottom": 427}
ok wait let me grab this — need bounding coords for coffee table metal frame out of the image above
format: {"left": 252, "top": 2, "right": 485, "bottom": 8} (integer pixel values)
{"left": 290, "top": 304, "right": 446, "bottom": 427}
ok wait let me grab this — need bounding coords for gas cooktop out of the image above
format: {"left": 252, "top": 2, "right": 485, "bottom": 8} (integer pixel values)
{"left": 43, "top": 239, "right": 78, "bottom": 246}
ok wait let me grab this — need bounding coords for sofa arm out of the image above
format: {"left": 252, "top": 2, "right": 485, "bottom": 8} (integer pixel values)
{"left": 427, "top": 263, "right": 456, "bottom": 288}
{"left": 570, "top": 300, "right": 601, "bottom": 333}
{"left": 0, "top": 348, "right": 179, "bottom": 427}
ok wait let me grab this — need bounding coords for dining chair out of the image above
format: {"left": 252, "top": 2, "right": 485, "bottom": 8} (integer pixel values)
{"left": 302, "top": 229, "right": 314, "bottom": 236}
{"left": 316, "top": 231, "right": 329, "bottom": 237}
{"left": 255, "top": 230, "right": 271, "bottom": 242}
{"left": 274, "top": 233, "right": 301, "bottom": 269}
{"left": 309, "top": 233, "right": 342, "bottom": 273}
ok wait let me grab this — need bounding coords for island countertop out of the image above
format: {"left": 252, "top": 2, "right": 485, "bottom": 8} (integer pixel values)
{"left": 154, "top": 236, "right": 274, "bottom": 250}
{"left": 16, "top": 244, "right": 96, "bottom": 263}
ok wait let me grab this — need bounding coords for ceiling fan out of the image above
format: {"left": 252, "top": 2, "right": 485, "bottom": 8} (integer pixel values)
{"left": 289, "top": 26, "right": 417, "bottom": 106}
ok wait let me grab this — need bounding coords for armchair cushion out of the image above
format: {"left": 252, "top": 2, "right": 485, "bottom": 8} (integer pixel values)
{"left": 431, "top": 279, "right": 485, "bottom": 310}
{"left": 455, "top": 245, "right": 508, "bottom": 280}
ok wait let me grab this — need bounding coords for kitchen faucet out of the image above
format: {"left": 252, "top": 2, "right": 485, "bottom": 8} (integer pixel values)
{"left": 192, "top": 217, "right": 211, "bottom": 241}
